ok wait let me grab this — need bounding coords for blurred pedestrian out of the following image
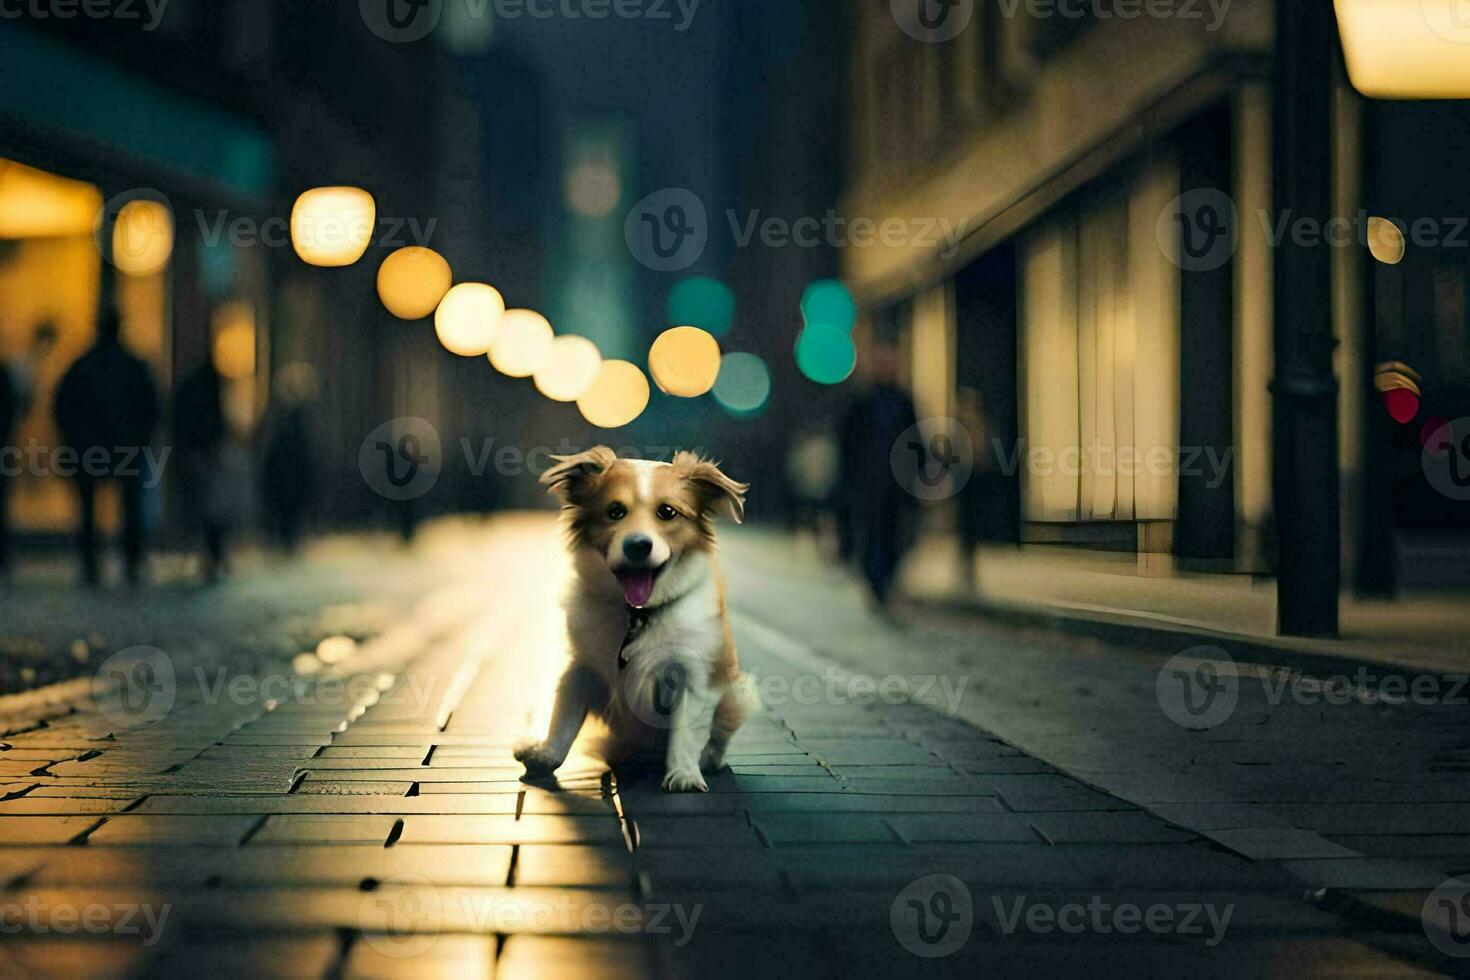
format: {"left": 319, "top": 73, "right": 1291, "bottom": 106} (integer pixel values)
{"left": 1, "top": 324, "right": 59, "bottom": 579}
{"left": 54, "top": 309, "right": 160, "bottom": 587}
{"left": 260, "top": 362, "right": 319, "bottom": 553}
{"left": 173, "top": 356, "right": 230, "bottom": 583}
{"left": 838, "top": 345, "right": 919, "bottom": 608}
{"left": 955, "top": 386, "right": 990, "bottom": 593}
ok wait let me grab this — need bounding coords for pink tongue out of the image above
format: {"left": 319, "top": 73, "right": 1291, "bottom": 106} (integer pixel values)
{"left": 618, "top": 569, "right": 657, "bottom": 608}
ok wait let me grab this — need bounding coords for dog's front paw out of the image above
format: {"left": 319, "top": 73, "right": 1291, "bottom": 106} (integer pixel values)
{"left": 514, "top": 740, "right": 562, "bottom": 776}
{"left": 699, "top": 744, "right": 727, "bottom": 772}
{"left": 661, "top": 766, "right": 708, "bottom": 793}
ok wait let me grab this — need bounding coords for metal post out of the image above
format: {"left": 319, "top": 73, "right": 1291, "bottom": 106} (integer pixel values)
{"left": 1272, "top": 0, "right": 1340, "bottom": 636}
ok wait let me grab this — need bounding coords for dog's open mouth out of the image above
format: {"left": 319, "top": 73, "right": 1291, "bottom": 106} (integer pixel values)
{"left": 615, "top": 566, "right": 662, "bottom": 608}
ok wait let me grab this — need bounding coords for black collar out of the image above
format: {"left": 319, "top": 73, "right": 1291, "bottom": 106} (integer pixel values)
{"left": 618, "top": 605, "right": 659, "bottom": 669}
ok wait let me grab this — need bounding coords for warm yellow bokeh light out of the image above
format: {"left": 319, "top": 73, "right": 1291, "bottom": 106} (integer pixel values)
{"left": 435, "top": 282, "right": 505, "bottom": 356}
{"left": 534, "top": 335, "right": 603, "bottom": 402}
{"left": 649, "top": 325, "right": 721, "bottom": 397}
{"left": 489, "top": 309, "right": 554, "bottom": 377}
{"left": 1335, "top": 0, "right": 1470, "bottom": 99}
{"left": 1367, "top": 216, "right": 1405, "bottom": 266}
{"left": 112, "top": 200, "right": 173, "bottom": 276}
{"left": 565, "top": 162, "right": 622, "bottom": 218}
{"left": 211, "top": 302, "right": 256, "bottom": 380}
{"left": 291, "top": 187, "right": 376, "bottom": 267}
{"left": 377, "top": 246, "right": 453, "bottom": 320}
{"left": 0, "top": 159, "right": 102, "bottom": 238}
{"left": 578, "top": 360, "right": 651, "bottom": 429}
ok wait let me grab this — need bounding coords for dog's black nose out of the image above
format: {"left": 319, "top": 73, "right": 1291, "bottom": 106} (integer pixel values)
{"left": 623, "top": 535, "right": 653, "bottom": 561}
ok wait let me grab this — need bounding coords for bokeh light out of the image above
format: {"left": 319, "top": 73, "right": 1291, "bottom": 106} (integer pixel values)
{"left": 377, "top": 246, "right": 452, "bottom": 320}
{"left": 489, "top": 309, "right": 554, "bottom": 377}
{"left": 578, "top": 359, "right": 650, "bottom": 428}
{"left": 712, "top": 352, "right": 771, "bottom": 416}
{"left": 800, "top": 279, "right": 857, "bottom": 332}
{"left": 211, "top": 302, "right": 256, "bottom": 380}
{"left": 667, "top": 277, "right": 735, "bottom": 336}
{"left": 796, "top": 322, "right": 857, "bottom": 385}
{"left": 649, "top": 326, "right": 721, "bottom": 397}
{"left": 290, "top": 187, "right": 375, "bottom": 267}
{"left": 112, "top": 199, "right": 174, "bottom": 276}
{"left": 1367, "top": 216, "right": 1405, "bottom": 265}
{"left": 565, "top": 162, "right": 622, "bottom": 218}
{"left": 535, "top": 335, "right": 603, "bottom": 402}
{"left": 435, "top": 283, "right": 505, "bottom": 356}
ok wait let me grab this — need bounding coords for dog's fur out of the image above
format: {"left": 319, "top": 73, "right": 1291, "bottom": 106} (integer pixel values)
{"left": 514, "top": 448, "right": 758, "bottom": 792}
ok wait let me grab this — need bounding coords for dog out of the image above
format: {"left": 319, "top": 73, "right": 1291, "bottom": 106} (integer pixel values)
{"left": 514, "top": 447, "right": 758, "bottom": 792}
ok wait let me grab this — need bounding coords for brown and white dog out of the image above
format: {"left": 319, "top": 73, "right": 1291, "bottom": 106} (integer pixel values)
{"left": 515, "top": 447, "right": 758, "bottom": 792}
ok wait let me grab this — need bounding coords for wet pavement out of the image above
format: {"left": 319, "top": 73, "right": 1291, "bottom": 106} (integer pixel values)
{"left": 0, "top": 517, "right": 1456, "bottom": 978}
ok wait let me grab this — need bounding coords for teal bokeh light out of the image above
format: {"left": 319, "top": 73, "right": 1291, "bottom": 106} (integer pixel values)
{"left": 800, "top": 279, "right": 856, "bottom": 332}
{"left": 712, "top": 352, "right": 772, "bottom": 416}
{"left": 795, "top": 324, "right": 857, "bottom": 385}
{"left": 667, "top": 277, "right": 735, "bottom": 336}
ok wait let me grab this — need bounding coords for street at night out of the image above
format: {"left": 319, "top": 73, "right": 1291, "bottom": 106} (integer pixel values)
{"left": 5, "top": 0, "right": 1470, "bottom": 977}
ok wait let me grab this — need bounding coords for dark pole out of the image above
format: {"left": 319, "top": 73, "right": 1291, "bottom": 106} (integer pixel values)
{"left": 1272, "top": 0, "right": 1340, "bottom": 636}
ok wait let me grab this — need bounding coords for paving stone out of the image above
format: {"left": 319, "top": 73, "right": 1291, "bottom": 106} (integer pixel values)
{"left": 302, "top": 767, "right": 525, "bottom": 782}
{"left": 0, "top": 796, "right": 138, "bottom": 815}
{"left": 252, "top": 814, "right": 399, "bottom": 844}
{"left": 1027, "top": 811, "right": 1198, "bottom": 845}
{"left": 343, "top": 933, "right": 496, "bottom": 979}
{"left": 1328, "top": 834, "right": 1470, "bottom": 861}
{"left": 318, "top": 746, "right": 427, "bottom": 759}
{"left": 396, "top": 815, "right": 625, "bottom": 845}
{"left": 497, "top": 935, "right": 655, "bottom": 980}
{"left": 0, "top": 815, "right": 101, "bottom": 844}
{"left": 747, "top": 793, "right": 1006, "bottom": 814}
{"left": 0, "top": 937, "right": 154, "bottom": 979}
{"left": 516, "top": 845, "right": 634, "bottom": 888}
{"left": 295, "top": 778, "right": 417, "bottom": 796}
{"left": 885, "top": 813, "right": 1040, "bottom": 843}
{"left": 634, "top": 846, "right": 783, "bottom": 890}
{"left": 1203, "top": 828, "right": 1361, "bottom": 860}
{"left": 1281, "top": 857, "right": 1449, "bottom": 890}
{"left": 83, "top": 815, "right": 260, "bottom": 846}
{"left": 750, "top": 813, "right": 901, "bottom": 845}
{"left": 146, "top": 934, "right": 341, "bottom": 979}
{"left": 633, "top": 816, "right": 763, "bottom": 848}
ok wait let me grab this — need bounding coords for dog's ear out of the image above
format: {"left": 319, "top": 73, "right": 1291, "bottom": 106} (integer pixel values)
{"left": 673, "top": 452, "right": 748, "bottom": 524}
{"left": 540, "top": 446, "right": 617, "bottom": 502}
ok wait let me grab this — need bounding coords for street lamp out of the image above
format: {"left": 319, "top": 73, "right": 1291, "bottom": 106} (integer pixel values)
{"left": 1334, "top": 0, "right": 1470, "bottom": 99}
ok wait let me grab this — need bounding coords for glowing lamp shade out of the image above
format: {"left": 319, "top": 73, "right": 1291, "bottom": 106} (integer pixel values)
{"left": 435, "top": 283, "right": 505, "bottom": 356}
{"left": 377, "top": 247, "right": 452, "bottom": 320}
{"left": 801, "top": 279, "right": 857, "bottom": 332}
{"left": 667, "top": 277, "right": 735, "bottom": 336}
{"left": 712, "top": 352, "right": 772, "bottom": 416}
{"left": 535, "top": 335, "right": 603, "bottom": 402}
{"left": 1335, "top": 0, "right": 1470, "bottom": 99}
{"left": 112, "top": 200, "right": 173, "bottom": 276}
{"left": 796, "top": 323, "right": 857, "bottom": 385}
{"left": 1383, "top": 387, "right": 1420, "bottom": 424}
{"left": 578, "top": 360, "right": 650, "bottom": 429}
{"left": 1367, "top": 217, "right": 1405, "bottom": 265}
{"left": 290, "top": 187, "right": 375, "bottom": 267}
{"left": 649, "top": 326, "right": 721, "bottom": 397}
{"left": 489, "top": 309, "right": 554, "bottom": 377}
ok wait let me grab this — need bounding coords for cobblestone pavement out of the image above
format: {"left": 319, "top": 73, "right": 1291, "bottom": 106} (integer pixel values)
{"left": 0, "top": 518, "right": 1452, "bottom": 978}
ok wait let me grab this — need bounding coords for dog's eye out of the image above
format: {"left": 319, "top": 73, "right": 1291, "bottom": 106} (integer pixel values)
{"left": 656, "top": 504, "right": 679, "bottom": 522}
{"left": 607, "top": 502, "right": 628, "bottom": 521}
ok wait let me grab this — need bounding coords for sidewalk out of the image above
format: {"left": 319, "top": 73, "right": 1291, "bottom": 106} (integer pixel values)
{"left": 0, "top": 517, "right": 1451, "bottom": 977}
{"left": 893, "top": 533, "right": 1470, "bottom": 676}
